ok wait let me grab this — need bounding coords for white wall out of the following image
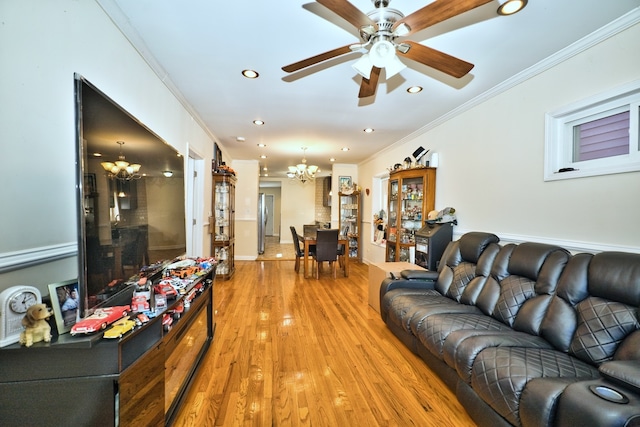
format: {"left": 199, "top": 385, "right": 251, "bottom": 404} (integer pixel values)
{"left": 0, "top": 0, "right": 217, "bottom": 292}
{"left": 280, "top": 180, "right": 317, "bottom": 244}
{"left": 232, "top": 160, "right": 260, "bottom": 260}
{"left": 360, "top": 21, "right": 640, "bottom": 264}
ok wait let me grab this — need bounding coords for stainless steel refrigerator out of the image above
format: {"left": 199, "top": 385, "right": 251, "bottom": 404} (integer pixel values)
{"left": 258, "top": 193, "right": 268, "bottom": 254}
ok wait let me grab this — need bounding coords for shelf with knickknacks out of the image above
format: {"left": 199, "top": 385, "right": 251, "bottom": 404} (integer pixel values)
{"left": 339, "top": 181, "right": 362, "bottom": 261}
{"left": 386, "top": 146, "right": 437, "bottom": 263}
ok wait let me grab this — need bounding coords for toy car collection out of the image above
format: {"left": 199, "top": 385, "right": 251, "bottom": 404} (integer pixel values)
{"left": 103, "top": 318, "right": 137, "bottom": 339}
{"left": 70, "top": 305, "right": 131, "bottom": 335}
{"left": 69, "top": 257, "right": 216, "bottom": 341}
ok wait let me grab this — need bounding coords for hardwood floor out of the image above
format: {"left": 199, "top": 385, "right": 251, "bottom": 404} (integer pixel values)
{"left": 172, "top": 260, "right": 476, "bottom": 426}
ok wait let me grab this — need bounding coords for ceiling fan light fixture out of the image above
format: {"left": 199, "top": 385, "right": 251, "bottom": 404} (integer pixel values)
{"left": 497, "top": 0, "right": 527, "bottom": 16}
{"left": 369, "top": 39, "right": 396, "bottom": 68}
{"left": 352, "top": 54, "right": 373, "bottom": 79}
{"left": 384, "top": 55, "right": 406, "bottom": 78}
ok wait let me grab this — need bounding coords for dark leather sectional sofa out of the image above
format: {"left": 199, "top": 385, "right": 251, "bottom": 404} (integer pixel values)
{"left": 380, "top": 232, "right": 640, "bottom": 427}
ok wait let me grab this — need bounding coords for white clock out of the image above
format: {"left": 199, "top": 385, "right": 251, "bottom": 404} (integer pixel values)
{"left": 0, "top": 285, "right": 42, "bottom": 347}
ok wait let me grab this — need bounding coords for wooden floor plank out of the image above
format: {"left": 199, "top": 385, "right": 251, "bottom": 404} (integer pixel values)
{"left": 172, "top": 260, "right": 476, "bottom": 426}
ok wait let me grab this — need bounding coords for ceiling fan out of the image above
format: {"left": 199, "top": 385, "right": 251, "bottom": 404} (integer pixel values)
{"left": 282, "top": 0, "right": 495, "bottom": 98}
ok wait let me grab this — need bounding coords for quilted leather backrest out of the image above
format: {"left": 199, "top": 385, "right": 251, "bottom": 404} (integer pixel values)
{"left": 588, "top": 252, "right": 640, "bottom": 305}
{"left": 434, "top": 232, "right": 500, "bottom": 303}
{"left": 492, "top": 243, "right": 570, "bottom": 329}
{"left": 568, "top": 251, "right": 640, "bottom": 366}
{"left": 569, "top": 297, "right": 639, "bottom": 366}
{"left": 458, "top": 232, "right": 500, "bottom": 264}
{"left": 539, "top": 253, "right": 592, "bottom": 352}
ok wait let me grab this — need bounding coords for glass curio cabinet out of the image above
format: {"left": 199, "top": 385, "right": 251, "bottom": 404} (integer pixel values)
{"left": 210, "top": 172, "right": 235, "bottom": 280}
{"left": 386, "top": 168, "right": 436, "bottom": 262}
{"left": 339, "top": 190, "right": 361, "bottom": 261}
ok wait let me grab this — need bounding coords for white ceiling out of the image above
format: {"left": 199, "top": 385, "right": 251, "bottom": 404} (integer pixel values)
{"left": 97, "top": 0, "right": 640, "bottom": 178}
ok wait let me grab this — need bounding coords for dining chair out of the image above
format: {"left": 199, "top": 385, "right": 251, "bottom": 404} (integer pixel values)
{"left": 290, "top": 226, "right": 304, "bottom": 273}
{"left": 312, "top": 229, "right": 339, "bottom": 279}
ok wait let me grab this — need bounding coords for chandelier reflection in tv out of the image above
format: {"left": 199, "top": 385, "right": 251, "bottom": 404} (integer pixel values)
{"left": 100, "top": 141, "right": 142, "bottom": 181}
{"left": 287, "top": 147, "right": 318, "bottom": 183}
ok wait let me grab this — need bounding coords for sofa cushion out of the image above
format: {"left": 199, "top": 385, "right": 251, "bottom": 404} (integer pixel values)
{"left": 385, "top": 289, "right": 478, "bottom": 334}
{"left": 471, "top": 347, "right": 599, "bottom": 426}
{"left": 417, "top": 313, "right": 513, "bottom": 358}
{"left": 445, "top": 331, "right": 553, "bottom": 383}
{"left": 569, "top": 296, "right": 640, "bottom": 365}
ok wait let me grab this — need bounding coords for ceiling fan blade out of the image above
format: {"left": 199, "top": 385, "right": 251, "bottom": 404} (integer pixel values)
{"left": 317, "top": 0, "right": 377, "bottom": 30}
{"left": 393, "top": 0, "right": 492, "bottom": 36}
{"left": 358, "top": 67, "right": 381, "bottom": 98}
{"left": 398, "top": 41, "right": 474, "bottom": 78}
{"left": 282, "top": 45, "right": 354, "bottom": 73}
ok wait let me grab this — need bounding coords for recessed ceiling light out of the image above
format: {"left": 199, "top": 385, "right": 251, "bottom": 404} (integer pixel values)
{"left": 330, "top": 158, "right": 336, "bottom": 162}
{"left": 236, "top": 136, "right": 245, "bottom": 142}
{"left": 407, "top": 86, "right": 423, "bottom": 94}
{"left": 253, "top": 120, "right": 264, "bottom": 126}
{"left": 341, "top": 147, "right": 350, "bottom": 151}
{"left": 364, "top": 128, "right": 374, "bottom": 133}
{"left": 93, "top": 152, "right": 102, "bottom": 157}
{"left": 260, "top": 155, "right": 267, "bottom": 159}
{"left": 242, "top": 69, "right": 259, "bottom": 78}
{"left": 257, "top": 143, "right": 266, "bottom": 147}
{"left": 263, "top": 166, "right": 268, "bottom": 171}
{"left": 497, "top": 0, "right": 527, "bottom": 15}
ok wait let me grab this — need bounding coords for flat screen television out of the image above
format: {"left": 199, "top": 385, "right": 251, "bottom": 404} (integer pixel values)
{"left": 74, "top": 74, "right": 186, "bottom": 315}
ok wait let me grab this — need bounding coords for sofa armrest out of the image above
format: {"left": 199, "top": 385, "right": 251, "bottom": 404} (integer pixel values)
{"left": 399, "top": 269, "right": 439, "bottom": 281}
{"left": 599, "top": 360, "right": 640, "bottom": 395}
{"left": 379, "top": 277, "right": 436, "bottom": 295}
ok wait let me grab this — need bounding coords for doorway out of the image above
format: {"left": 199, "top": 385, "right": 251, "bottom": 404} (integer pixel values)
{"left": 258, "top": 180, "right": 287, "bottom": 259}
{"left": 265, "top": 194, "right": 274, "bottom": 236}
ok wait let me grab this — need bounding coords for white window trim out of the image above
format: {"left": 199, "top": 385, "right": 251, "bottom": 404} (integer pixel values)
{"left": 544, "top": 79, "right": 640, "bottom": 181}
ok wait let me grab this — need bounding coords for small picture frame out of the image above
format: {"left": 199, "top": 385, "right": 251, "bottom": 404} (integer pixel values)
{"left": 339, "top": 176, "right": 352, "bottom": 191}
{"left": 84, "top": 173, "right": 96, "bottom": 195}
{"left": 48, "top": 279, "right": 81, "bottom": 334}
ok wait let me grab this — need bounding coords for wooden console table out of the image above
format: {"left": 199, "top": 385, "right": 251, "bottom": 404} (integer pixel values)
{"left": 0, "top": 269, "right": 214, "bottom": 427}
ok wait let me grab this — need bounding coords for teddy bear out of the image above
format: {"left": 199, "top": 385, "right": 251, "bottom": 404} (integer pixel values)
{"left": 19, "top": 303, "right": 52, "bottom": 347}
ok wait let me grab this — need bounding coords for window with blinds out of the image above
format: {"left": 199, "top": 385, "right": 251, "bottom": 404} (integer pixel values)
{"left": 573, "top": 110, "right": 630, "bottom": 162}
{"left": 544, "top": 80, "right": 640, "bottom": 181}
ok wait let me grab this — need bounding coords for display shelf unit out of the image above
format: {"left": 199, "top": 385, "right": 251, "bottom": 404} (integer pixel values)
{"left": 386, "top": 168, "right": 436, "bottom": 263}
{"left": 0, "top": 267, "right": 215, "bottom": 427}
{"left": 339, "top": 190, "right": 362, "bottom": 261}
{"left": 211, "top": 173, "right": 235, "bottom": 280}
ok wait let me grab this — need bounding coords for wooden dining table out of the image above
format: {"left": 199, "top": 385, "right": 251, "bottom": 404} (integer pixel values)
{"left": 298, "top": 231, "right": 349, "bottom": 279}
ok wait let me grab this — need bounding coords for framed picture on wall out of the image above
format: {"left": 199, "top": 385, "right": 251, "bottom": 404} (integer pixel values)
{"left": 48, "top": 279, "right": 81, "bottom": 334}
{"left": 84, "top": 173, "right": 96, "bottom": 195}
{"left": 213, "top": 143, "right": 222, "bottom": 172}
{"left": 339, "top": 176, "right": 352, "bottom": 191}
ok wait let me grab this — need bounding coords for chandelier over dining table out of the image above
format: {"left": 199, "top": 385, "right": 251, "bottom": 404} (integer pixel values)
{"left": 287, "top": 147, "right": 318, "bottom": 183}
{"left": 100, "top": 140, "right": 142, "bottom": 181}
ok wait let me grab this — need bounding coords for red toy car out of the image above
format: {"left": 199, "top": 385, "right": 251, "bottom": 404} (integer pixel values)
{"left": 131, "top": 295, "right": 150, "bottom": 312}
{"left": 162, "top": 313, "right": 173, "bottom": 332}
{"left": 70, "top": 305, "right": 131, "bottom": 335}
{"left": 154, "top": 282, "right": 178, "bottom": 299}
